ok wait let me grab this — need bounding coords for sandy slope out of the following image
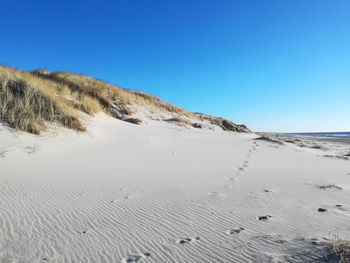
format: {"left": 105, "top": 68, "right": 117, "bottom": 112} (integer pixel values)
{"left": 1, "top": 115, "right": 350, "bottom": 263}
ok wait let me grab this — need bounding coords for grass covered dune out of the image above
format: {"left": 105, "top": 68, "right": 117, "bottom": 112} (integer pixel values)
{"left": 0, "top": 65, "right": 250, "bottom": 134}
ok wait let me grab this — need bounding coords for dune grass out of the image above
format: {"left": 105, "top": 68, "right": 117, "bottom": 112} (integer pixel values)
{"left": 0, "top": 66, "right": 190, "bottom": 134}
{"left": 32, "top": 69, "right": 191, "bottom": 117}
{"left": 254, "top": 136, "right": 284, "bottom": 145}
{"left": 332, "top": 237, "right": 350, "bottom": 263}
{"left": 0, "top": 66, "right": 85, "bottom": 134}
{"left": 165, "top": 116, "right": 193, "bottom": 126}
{"left": 0, "top": 65, "right": 251, "bottom": 134}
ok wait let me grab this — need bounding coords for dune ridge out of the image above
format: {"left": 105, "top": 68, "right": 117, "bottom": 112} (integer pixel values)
{"left": 0, "top": 65, "right": 250, "bottom": 134}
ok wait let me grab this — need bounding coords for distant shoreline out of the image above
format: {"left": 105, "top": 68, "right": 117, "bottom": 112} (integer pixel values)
{"left": 257, "top": 131, "right": 350, "bottom": 146}
{"left": 286, "top": 132, "right": 350, "bottom": 138}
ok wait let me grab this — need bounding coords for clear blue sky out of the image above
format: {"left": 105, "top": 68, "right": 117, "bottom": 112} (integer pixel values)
{"left": 1, "top": 0, "right": 349, "bottom": 132}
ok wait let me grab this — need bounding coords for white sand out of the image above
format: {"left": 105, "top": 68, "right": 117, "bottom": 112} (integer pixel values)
{"left": 1, "top": 114, "right": 350, "bottom": 262}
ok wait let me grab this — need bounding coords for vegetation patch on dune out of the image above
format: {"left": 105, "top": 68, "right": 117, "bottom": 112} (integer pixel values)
{"left": 0, "top": 65, "right": 251, "bottom": 134}
{"left": 0, "top": 67, "right": 85, "bottom": 134}
{"left": 254, "top": 136, "right": 284, "bottom": 145}
{"left": 165, "top": 116, "right": 193, "bottom": 127}
{"left": 330, "top": 238, "right": 350, "bottom": 263}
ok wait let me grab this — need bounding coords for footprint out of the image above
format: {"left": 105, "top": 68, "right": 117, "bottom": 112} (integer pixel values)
{"left": 226, "top": 227, "right": 245, "bottom": 235}
{"left": 257, "top": 215, "right": 272, "bottom": 221}
{"left": 0, "top": 148, "right": 8, "bottom": 158}
{"left": 177, "top": 237, "right": 200, "bottom": 244}
{"left": 178, "top": 238, "right": 191, "bottom": 244}
{"left": 230, "top": 177, "right": 239, "bottom": 182}
{"left": 24, "top": 145, "right": 39, "bottom": 154}
{"left": 121, "top": 253, "right": 151, "bottom": 263}
{"left": 335, "top": 204, "right": 347, "bottom": 211}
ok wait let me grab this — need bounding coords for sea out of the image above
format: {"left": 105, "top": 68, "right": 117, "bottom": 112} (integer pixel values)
{"left": 289, "top": 132, "right": 350, "bottom": 138}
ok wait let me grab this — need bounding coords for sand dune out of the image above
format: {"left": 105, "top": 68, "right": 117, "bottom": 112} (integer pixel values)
{"left": 1, "top": 114, "right": 350, "bottom": 262}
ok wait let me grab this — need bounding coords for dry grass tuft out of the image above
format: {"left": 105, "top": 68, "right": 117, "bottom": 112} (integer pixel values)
{"left": 0, "top": 66, "right": 85, "bottom": 134}
{"left": 254, "top": 136, "right": 284, "bottom": 145}
{"left": 31, "top": 69, "right": 193, "bottom": 120}
{"left": 332, "top": 237, "right": 350, "bottom": 263}
{"left": 165, "top": 116, "right": 193, "bottom": 127}
{"left": 195, "top": 113, "right": 250, "bottom": 132}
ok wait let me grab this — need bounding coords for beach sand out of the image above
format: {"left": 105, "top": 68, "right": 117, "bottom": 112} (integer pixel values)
{"left": 1, "top": 114, "right": 350, "bottom": 262}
